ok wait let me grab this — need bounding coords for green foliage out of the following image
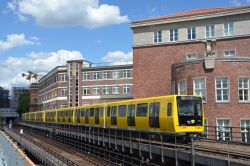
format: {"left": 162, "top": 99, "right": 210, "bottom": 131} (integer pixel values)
{"left": 17, "top": 92, "right": 30, "bottom": 116}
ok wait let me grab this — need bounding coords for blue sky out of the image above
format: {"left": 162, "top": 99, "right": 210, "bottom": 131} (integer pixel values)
{"left": 0, "top": 0, "right": 249, "bottom": 89}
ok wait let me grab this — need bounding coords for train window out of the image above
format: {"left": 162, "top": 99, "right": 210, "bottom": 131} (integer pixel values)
{"left": 100, "top": 107, "right": 104, "bottom": 117}
{"left": 149, "top": 102, "right": 160, "bottom": 117}
{"left": 90, "top": 108, "right": 95, "bottom": 117}
{"left": 81, "top": 109, "right": 85, "bottom": 117}
{"left": 167, "top": 103, "right": 172, "bottom": 116}
{"left": 128, "top": 104, "right": 135, "bottom": 117}
{"left": 118, "top": 105, "right": 126, "bottom": 117}
{"left": 86, "top": 108, "right": 90, "bottom": 116}
{"left": 95, "top": 108, "right": 100, "bottom": 117}
{"left": 136, "top": 103, "right": 148, "bottom": 117}
{"left": 107, "top": 106, "right": 111, "bottom": 117}
{"left": 111, "top": 106, "right": 117, "bottom": 117}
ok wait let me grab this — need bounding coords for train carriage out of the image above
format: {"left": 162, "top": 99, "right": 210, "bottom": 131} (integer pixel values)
{"left": 22, "top": 95, "right": 204, "bottom": 137}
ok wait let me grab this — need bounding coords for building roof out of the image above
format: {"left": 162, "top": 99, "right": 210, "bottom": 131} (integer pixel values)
{"left": 132, "top": 5, "right": 250, "bottom": 24}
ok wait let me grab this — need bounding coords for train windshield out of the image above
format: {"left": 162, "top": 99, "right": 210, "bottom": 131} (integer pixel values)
{"left": 177, "top": 96, "right": 203, "bottom": 126}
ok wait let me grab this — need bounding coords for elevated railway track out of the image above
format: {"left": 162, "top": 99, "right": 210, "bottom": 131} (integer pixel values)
{"left": 2, "top": 122, "right": 249, "bottom": 166}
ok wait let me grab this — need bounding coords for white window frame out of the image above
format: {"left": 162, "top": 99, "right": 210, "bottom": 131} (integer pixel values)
{"left": 193, "top": 77, "right": 206, "bottom": 102}
{"left": 215, "top": 77, "right": 229, "bottom": 102}
{"left": 112, "top": 71, "right": 120, "bottom": 79}
{"left": 60, "top": 74, "right": 67, "bottom": 82}
{"left": 123, "top": 85, "right": 131, "bottom": 94}
{"left": 123, "top": 70, "right": 131, "bottom": 78}
{"left": 177, "top": 79, "right": 187, "bottom": 95}
{"left": 169, "top": 28, "right": 178, "bottom": 42}
{"left": 238, "top": 77, "right": 250, "bottom": 102}
{"left": 224, "top": 50, "right": 236, "bottom": 57}
{"left": 240, "top": 119, "right": 250, "bottom": 143}
{"left": 154, "top": 30, "right": 162, "bottom": 43}
{"left": 83, "top": 72, "right": 90, "bottom": 80}
{"left": 83, "top": 87, "right": 90, "bottom": 96}
{"left": 224, "top": 22, "right": 234, "bottom": 36}
{"left": 102, "top": 72, "right": 110, "bottom": 80}
{"left": 92, "top": 86, "right": 99, "bottom": 95}
{"left": 186, "top": 53, "right": 197, "bottom": 60}
{"left": 187, "top": 27, "right": 196, "bottom": 40}
{"left": 93, "top": 72, "right": 100, "bottom": 80}
{"left": 102, "top": 86, "right": 110, "bottom": 95}
{"left": 216, "top": 118, "right": 231, "bottom": 141}
{"left": 112, "top": 86, "right": 119, "bottom": 94}
{"left": 61, "top": 89, "right": 67, "bottom": 96}
{"left": 205, "top": 25, "right": 215, "bottom": 38}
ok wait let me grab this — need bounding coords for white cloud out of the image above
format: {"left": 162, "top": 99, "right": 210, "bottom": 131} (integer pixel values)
{"left": 8, "top": 0, "right": 129, "bottom": 28}
{"left": 0, "top": 34, "right": 39, "bottom": 52}
{"left": 0, "top": 50, "right": 84, "bottom": 90}
{"left": 101, "top": 51, "right": 133, "bottom": 65}
{"left": 231, "top": 0, "right": 242, "bottom": 6}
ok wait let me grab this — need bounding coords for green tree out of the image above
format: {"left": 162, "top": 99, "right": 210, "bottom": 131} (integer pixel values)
{"left": 17, "top": 92, "right": 30, "bottom": 117}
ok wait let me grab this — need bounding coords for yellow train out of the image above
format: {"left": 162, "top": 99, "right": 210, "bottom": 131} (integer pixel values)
{"left": 22, "top": 95, "right": 204, "bottom": 135}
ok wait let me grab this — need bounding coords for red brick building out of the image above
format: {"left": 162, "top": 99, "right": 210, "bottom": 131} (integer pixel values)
{"left": 130, "top": 5, "right": 250, "bottom": 141}
{"left": 32, "top": 60, "right": 133, "bottom": 111}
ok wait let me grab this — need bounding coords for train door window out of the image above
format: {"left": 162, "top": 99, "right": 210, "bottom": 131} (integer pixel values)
{"left": 167, "top": 103, "right": 172, "bottom": 116}
{"left": 111, "top": 106, "right": 117, "bottom": 125}
{"left": 95, "top": 108, "right": 100, "bottom": 124}
{"left": 128, "top": 104, "right": 135, "bottom": 126}
{"left": 136, "top": 103, "right": 148, "bottom": 117}
{"left": 118, "top": 105, "right": 126, "bottom": 117}
{"left": 100, "top": 107, "right": 104, "bottom": 117}
{"left": 149, "top": 102, "right": 160, "bottom": 128}
{"left": 107, "top": 106, "right": 111, "bottom": 117}
{"left": 81, "top": 109, "right": 85, "bottom": 117}
{"left": 85, "top": 108, "right": 90, "bottom": 123}
{"left": 90, "top": 108, "right": 95, "bottom": 117}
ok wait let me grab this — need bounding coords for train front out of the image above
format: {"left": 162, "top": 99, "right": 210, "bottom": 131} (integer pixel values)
{"left": 175, "top": 96, "right": 204, "bottom": 137}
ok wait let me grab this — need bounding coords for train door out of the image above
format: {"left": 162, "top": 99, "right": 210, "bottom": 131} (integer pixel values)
{"left": 95, "top": 107, "right": 100, "bottom": 125}
{"left": 68, "top": 110, "right": 71, "bottom": 123}
{"left": 149, "top": 101, "right": 160, "bottom": 128}
{"left": 127, "top": 104, "right": 135, "bottom": 126}
{"left": 111, "top": 106, "right": 117, "bottom": 125}
{"left": 76, "top": 109, "right": 80, "bottom": 123}
{"left": 85, "top": 108, "right": 89, "bottom": 124}
{"left": 166, "top": 101, "right": 173, "bottom": 131}
{"left": 106, "top": 106, "right": 111, "bottom": 127}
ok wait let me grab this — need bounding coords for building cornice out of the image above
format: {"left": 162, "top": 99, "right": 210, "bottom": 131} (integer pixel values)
{"left": 172, "top": 57, "right": 250, "bottom": 68}
{"left": 130, "top": 7, "right": 250, "bottom": 28}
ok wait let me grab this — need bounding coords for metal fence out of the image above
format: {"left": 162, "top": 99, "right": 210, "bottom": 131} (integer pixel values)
{"left": 202, "top": 125, "right": 250, "bottom": 143}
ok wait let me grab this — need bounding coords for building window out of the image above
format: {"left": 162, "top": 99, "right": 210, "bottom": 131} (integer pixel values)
{"left": 93, "top": 87, "right": 99, "bottom": 95}
{"left": 193, "top": 78, "right": 206, "bottom": 101}
{"left": 178, "top": 80, "right": 186, "bottom": 95}
{"left": 83, "top": 72, "right": 90, "bottom": 80}
{"left": 123, "top": 70, "right": 131, "bottom": 78}
{"left": 83, "top": 87, "right": 90, "bottom": 95}
{"left": 102, "top": 86, "right": 109, "bottom": 95}
{"left": 61, "top": 104, "right": 67, "bottom": 108}
{"left": 241, "top": 119, "right": 250, "bottom": 143}
{"left": 224, "top": 22, "right": 233, "bottom": 36}
{"left": 112, "top": 71, "right": 120, "bottom": 79}
{"left": 154, "top": 30, "right": 162, "bottom": 43}
{"left": 103, "top": 72, "right": 110, "bottom": 80}
{"left": 205, "top": 25, "right": 215, "bottom": 38}
{"left": 61, "top": 89, "right": 67, "bottom": 96}
{"left": 61, "top": 74, "right": 67, "bottom": 81}
{"left": 186, "top": 53, "right": 197, "bottom": 60}
{"left": 217, "top": 119, "right": 231, "bottom": 141}
{"left": 170, "top": 29, "right": 178, "bottom": 42}
{"left": 215, "top": 77, "right": 229, "bottom": 102}
{"left": 93, "top": 72, "right": 100, "bottom": 80}
{"left": 224, "top": 50, "right": 235, "bottom": 57}
{"left": 123, "top": 85, "right": 131, "bottom": 94}
{"left": 187, "top": 27, "right": 196, "bottom": 40}
{"left": 239, "top": 78, "right": 250, "bottom": 101}
{"left": 112, "top": 86, "right": 119, "bottom": 94}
